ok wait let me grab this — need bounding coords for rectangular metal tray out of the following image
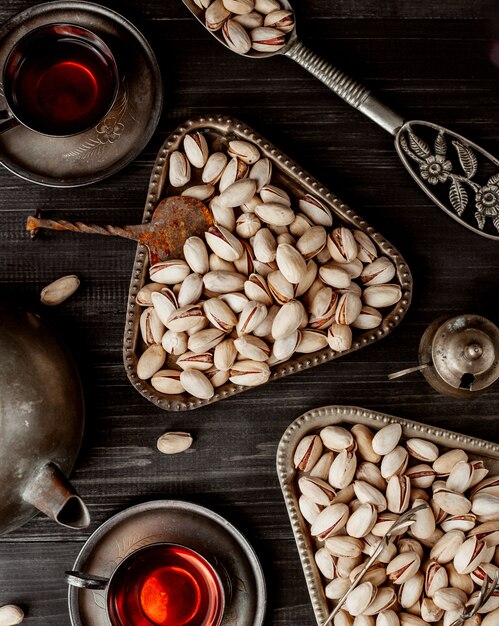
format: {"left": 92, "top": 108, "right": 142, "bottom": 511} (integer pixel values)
{"left": 123, "top": 115, "right": 413, "bottom": 411}
{"left": 276, "top": 405, "right": 499, "bottom": 626}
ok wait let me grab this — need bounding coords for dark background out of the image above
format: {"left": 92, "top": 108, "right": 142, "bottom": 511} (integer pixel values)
{"left": 1, "top": 0, "right": 498, "bottom": 623}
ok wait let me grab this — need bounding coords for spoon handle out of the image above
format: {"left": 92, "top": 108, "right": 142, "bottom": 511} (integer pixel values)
{"left": 26, "top": 213, "right": 139, "bottom": 242}
{"left": 285, "top": 39, "right": 404, "bottom": 135}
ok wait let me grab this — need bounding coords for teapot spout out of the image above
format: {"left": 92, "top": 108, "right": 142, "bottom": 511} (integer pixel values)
{"left": 22, "top": 462, "right": 90, "bottom": 529}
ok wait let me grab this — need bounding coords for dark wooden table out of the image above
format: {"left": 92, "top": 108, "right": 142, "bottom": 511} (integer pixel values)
{"left": 1, "top": 0, "right": 498, "bottom": 624}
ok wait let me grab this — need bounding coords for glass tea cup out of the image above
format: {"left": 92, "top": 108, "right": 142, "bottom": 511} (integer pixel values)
{"left": 0, "top": 22, "right": 119, "bottom": 137}
{"left": 66, "top": 542, "right": 225, "bottom": 626}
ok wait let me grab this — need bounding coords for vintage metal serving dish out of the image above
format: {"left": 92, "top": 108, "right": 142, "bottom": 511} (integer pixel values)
{"left": 123, "top": 115, "right": 413, "bottom": 411}
{"left": 276, "top": 405, "right": 499, "bottom": 626}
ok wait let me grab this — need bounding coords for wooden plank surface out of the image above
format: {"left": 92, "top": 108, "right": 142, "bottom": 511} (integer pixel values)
{"left": 0, "top": 0, "right": 498, "bottom": 623}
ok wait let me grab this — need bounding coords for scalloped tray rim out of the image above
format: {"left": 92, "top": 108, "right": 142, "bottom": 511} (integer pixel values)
{"left": 276, "top": 404, "right": 499, "bottom": 626}
{"left": 123, "top": 115, "right": 413, "bottom": 411}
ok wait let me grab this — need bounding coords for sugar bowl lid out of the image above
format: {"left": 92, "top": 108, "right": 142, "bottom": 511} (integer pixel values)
{"left": 429, "top": 314, "right": 499, "bottom": 392}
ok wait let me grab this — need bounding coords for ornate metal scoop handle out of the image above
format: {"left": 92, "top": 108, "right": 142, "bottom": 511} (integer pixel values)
{"left": 285, "top": 39, "right": 404, "bottom": 135}
{"left": 321, "top": 503, "right": 429, "bottom": 626}
{"left": 449, "top": 571, "right": 499, "bottom": 626}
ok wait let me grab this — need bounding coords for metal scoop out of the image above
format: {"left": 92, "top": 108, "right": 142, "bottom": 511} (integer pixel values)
{"left": 26, "top": 196, "right": 214, "bottom": 265}
{"left": 182, "top": 0, "right": 499, "bottom": 241}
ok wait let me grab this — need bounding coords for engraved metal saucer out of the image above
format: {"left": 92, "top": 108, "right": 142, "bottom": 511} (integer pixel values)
{"left": 0, "top": 1, "right": 163, "bottom": 187}
{"left": 68, "top": 500, "right": 266, "bottom": 626}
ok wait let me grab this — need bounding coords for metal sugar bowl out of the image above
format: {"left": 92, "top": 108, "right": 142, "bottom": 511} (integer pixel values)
{"left": 389, "top": 314, "right": 499, "bottom": 398}
{"left": 0, "top": 299, "right": 89, "bottom": 534}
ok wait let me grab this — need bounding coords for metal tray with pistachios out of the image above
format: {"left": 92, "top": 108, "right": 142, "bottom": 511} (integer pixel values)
{"left": 276, "top": 405, "right": 499, "bottom": 626}
{"left": 124, "top": 116, "right": 413, "bottom": 411}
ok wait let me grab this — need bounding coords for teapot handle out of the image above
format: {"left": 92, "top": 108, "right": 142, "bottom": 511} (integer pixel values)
{"left": 65, "top": 571, "right": 109, "bottom": 590}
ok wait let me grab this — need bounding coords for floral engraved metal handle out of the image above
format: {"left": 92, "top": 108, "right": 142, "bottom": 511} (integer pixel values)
{"left": 396, "top": 120, "right": 499, "bottom": 239}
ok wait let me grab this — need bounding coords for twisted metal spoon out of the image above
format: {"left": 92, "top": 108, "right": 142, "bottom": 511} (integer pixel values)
{"left": 182, "top": 0, "right": 499, "bottom": 241}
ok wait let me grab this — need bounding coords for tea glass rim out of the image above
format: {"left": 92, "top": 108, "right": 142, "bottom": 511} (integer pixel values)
{"left": 1, "top": 21, "right": 119, "bottom": 138}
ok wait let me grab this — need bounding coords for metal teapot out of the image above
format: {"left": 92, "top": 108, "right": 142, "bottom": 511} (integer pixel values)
{"left": 389, "top": 314, "right": 499, "bottom": 397}
{"left": 0, "top": 299, "right": 89, "bottom": 534}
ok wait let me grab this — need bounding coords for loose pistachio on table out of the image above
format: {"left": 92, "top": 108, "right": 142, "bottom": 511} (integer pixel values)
{"left": 134, "top": 132, "right": 403, "bottom": 399}
{"left": 294, "top": 421, "right": 499, "bottom": 621}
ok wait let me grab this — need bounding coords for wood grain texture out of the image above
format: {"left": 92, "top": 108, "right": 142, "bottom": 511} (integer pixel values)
{"left": 0, "top": 0, "right": 498, "bottom": 624}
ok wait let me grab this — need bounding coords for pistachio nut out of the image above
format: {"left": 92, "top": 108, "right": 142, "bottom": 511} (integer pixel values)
{"left": 433, "top": 587, "right": 467, "bottom": 612}
{"left": 469, "top": 460, "right": 489, "bottom": 487}
{"left": 222, "top": 17, "right": 252, "bottom": 54}
{"left": 150, "top": 259, "right": 191, "bottom": 284}
{"left": 320, "top": 426, "right": 354, "bottom": 452}
{"left": 433, "top": 449, "right": 469, "bottom": 476}
{"left": 180, "top": 369, "right": 214, "bottom": 399}
{"left": 248, "top": 157, "right": 272, "bottom": 191}
{"left": 176, "top": 351, "right": 214, "bottom": 371}
{"left": 183, "top": 236, "right": 210, "bottom": 275}
{"left": 406, "top": 438, "right": 439, "bottom": 462}
{"left": 454, "top": 535, "right": 493, "bottom": 574}
{"left": 346, "top": 503, "right": 378, "bottom": 538}
{"left": 296, "top": 194, "right": 332, "bottom": 227}
{"left": 398, "top": 615, "right": 426, "bottom": 626}
{"left": 353, "top": 480, "right": 387, "bottom": 512}
{"left": 386, "top": 475, "right": 411, "bottom": 514}
{"left": 326, "top": 579, "right": 352, "bottom": 601}
{"left": 298, "top": 476, "right": 336, "bottom": 506}
{"left": 236, "top": 213, "right": 261, "bottom": 240}
{"left": 166, "top": 304, "right": 205, "bottom": 332}
{"left": 329, "top": 448, "right": 358, "bottom": 489}
{"left": 205, "top": 367, "right": 230, "bottom": 388}
{"left": 327, "top": 227, "right": 357, "bottom": 263}
{"left": 440, "top": 513, "right": 476, "bottom": 533}
{"left": 272, "top": 300, "right": 305, "bottom": 339}
{"left": 470, "top": 562, "right": 499, "bottom": 586}
{"left": 345, "top": 582, "right": 377, "bottom": 617}
{"left": 410, "top": 497, "right": 436, "bottom": 539}
{"left": 356, "top": 462, "right": 385, "bottom": 492}
{"left": 267, "top": 270, "right": 295, "bottom": 304}
{"left": 399, "top": 572, "right": 424, "bottom": 609}
{"left": 364, "top": 587, "right": 397, "bottom": 615}
{"left": 311, "top": 503, "right": 349, "bottom": 540}
{"left": 260, "top": 184, "right": 291, "bottom": 206}
{"left": 325, "top": 535, "right": 364, "bottom": 558}
{"left": 264, "top": 8, "right": 295, "bottom": 32}
{"left": 157, "top": 432, "right": 193, "bottom": 454}
{"left": 352, "top": 305, "right": 383, "bottom": 330}
{"left": 136, "top": 282, "right": 164, "bottom": 306}
{"left": 483, "top": 609, "right": 499, "bottom": 626}
{"left": 420, "top": 598, "right": 444, "bottom": 623}
{"left": 381, "top": 446, "right": 409, "bottom": 480}
{"left": 0, "top": 605, "right": 24, "bottom": 626}
{"left": 336, "top": 555, "right": 363, "bottom": 578}
{"left": 296, "top": 225, "right": 327, "bottom": 260}
{"left": 203, "top": 270, "right": 246, "bottom": 293}
{"left": 229, "top": 359, "right": 271, "bottom": 386}
{"left": 363, "top": 284, "right": 402, "bottom": 308}
{"left": 361, "top": 257, "right": 396, "bottom": 286}
{"left": 255, "top": 201, "right": 295, "bottom": 226}
{"left": 205, "top": 225, "right": 244, "bottom": 262}
{"left": 137, "top": 344, "right": 166, "bottom": 380}
{"left": 399, "top": 538, "right": 425, "bottom": 559}
{"left": 188, "top": 328, "right": 226, "bottom": 354}
{"left": 236, "top": 300, "right": 267, "bottom": 335}
{"left": 315, "top": 547, "right": 336, "bottom": 579}
{"left": 433, "top": 488, "right": 472, "bottom": 516}
{"left": 327, "top": 323, "right": 353, "bottom": 352}
{"left": 445, "top": 562, "right": 474, "bottom": 595}
{"left": 351, "top": 425, "right": 381, "bottom": 464}
{"left": 183, "top": 132, "right": 209, "bottom": 168}
{"left": 376, "top": 610, "right": 399, "bottom": 626}
{"left": 320, "top": 263, "right": 351, "bottom": 289}
{"left": 472, "top": 493, "right": 499, "bottom": 521}
{"left": 151, "top": 369, "right": 184, "bottom": 394}
{"left": 425, "top": 560, "right": 449, "bottom": 598}
{"left": 252, "top": 303, "right": 279, "bottom": 336}
{"left": 405, "top": 464, "right": 436, "bottom": 489}
{"left": 294, "top": 434, "right": 323, "bottom": 471}
{"left": 372, "top": 423, "right": 402, "bottom": 456}
{"left": 354, "top": 230, "right": 378, "bottom": 263}
{"left": 161, "top": 330, "right": 188, "bottom": 356}
{"left": 468, "top": 521, "right": 499, "bottom": 547}
{"left": 177, "top": 272, "right": 203, "bottom": 308}
{"left": 298, "top": 495, "right": 321, "bottom": 525}
{"left": 310, "top": 451, "right": 335, "bottom": 480}
{"left": 471, "top": 475, "right": 499, "bottom": 498}
{"left": 295, "top": 328, "right": 328, "bottom": 353}
{"left": 270, "top": 330, "right": 300, "bottom": 362}
{"left": 227, "top": 139, "right": 260, "bottom": 164}
{"left": 202, "top": 151, "right": 228, "bottom": 185}
{"left": 430, "top": 530, "right": 466, "bottom": 564}
{"left": 219, "top": 156, "right": 249, "bottom": 192}
{"left": 386, "top": 552, "right": 421, "bottom": 584}
{"left": 335, "top": 292, "right": 362, "bottom": 325}
{"left": 40, "top": 274, "right": 80, "bottom": 306}
{"left": 234, "top": 335, "right": 271, "bottom": 361}
{"left": 169, "top": 150, "right": 191, "bottom": 187}
{"left": 140, "top": 306, "right": 165, "bottom": 345}
{"left": 205, "top": 0, "right": 231, "bottom": 30}
{"left": 253, "top": 227, "right": 277, "bottom": 263}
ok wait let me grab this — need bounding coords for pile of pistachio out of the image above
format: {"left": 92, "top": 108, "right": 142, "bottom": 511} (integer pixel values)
{"left": 135, "top": 131, "right": 402, "bottom": 400}
{"left": 194, "top": 0, "right": 294, "bottom": 54}
{"left": 294, "top": 422, "right": 499, "bottom": 626}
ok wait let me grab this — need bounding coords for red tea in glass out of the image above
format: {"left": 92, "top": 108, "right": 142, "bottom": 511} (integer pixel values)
{"left": 3, "top": 23, "right": 118, "bottom": 136}
{"left": 107, "top": 543, "right": 225, "bottom": 626}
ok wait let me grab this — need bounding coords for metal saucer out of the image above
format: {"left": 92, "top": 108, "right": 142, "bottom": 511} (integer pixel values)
{"left": 0, "top": 1, "right": 163, "bottom": 187}
{"left": 68, "top": 500, "right": 267, "bottom": 626}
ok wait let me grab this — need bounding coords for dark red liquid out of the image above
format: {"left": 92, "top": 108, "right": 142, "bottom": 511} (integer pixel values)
{"left": 108, "top": 545, "right": 223, "bottom": 626}
{"left": 6, "top": 30, "right": 116, "bottom": 135}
